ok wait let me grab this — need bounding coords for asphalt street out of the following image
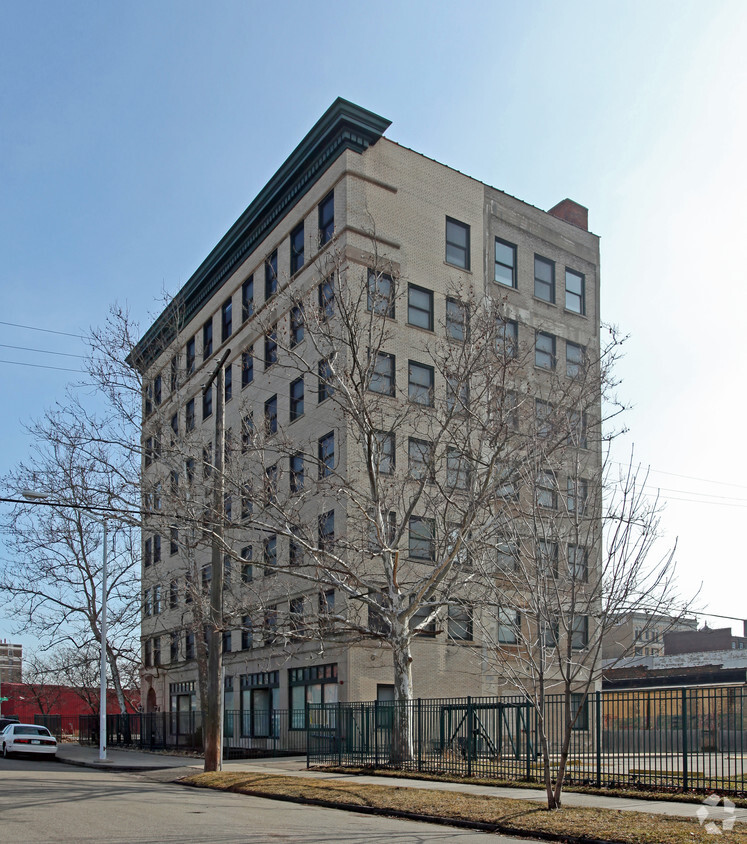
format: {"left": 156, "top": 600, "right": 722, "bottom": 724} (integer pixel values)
{"left": 0, "top": 755, "right": 539, "bottom": 844}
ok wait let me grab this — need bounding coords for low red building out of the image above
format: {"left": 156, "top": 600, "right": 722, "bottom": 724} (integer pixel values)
{"left": 0, "top": 683, "right": 140, "bottom": 735}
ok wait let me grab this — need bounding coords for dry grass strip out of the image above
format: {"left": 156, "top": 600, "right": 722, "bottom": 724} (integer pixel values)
{"left": 181, "top": 771, "right": 746, "bottom": 844}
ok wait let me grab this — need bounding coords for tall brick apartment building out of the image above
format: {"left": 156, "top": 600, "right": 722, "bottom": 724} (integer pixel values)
{"left": 131, "top": 99, "right": 601, "bottom": 728}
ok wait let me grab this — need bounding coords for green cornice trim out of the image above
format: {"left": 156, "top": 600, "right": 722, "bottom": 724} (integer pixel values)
{"left": 129, "top": 98, "right": 391, "bottom": 371}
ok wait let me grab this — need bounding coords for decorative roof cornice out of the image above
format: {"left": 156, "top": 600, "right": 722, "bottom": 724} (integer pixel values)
{"left": 129, "top": 98, "right": 391, "bottom": 371}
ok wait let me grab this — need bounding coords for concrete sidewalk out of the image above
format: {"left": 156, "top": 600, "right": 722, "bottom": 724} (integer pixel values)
{"left": 57, "top": 744, "right": 746, "bottom": 825}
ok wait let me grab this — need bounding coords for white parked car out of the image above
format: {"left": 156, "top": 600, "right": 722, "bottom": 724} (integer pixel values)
{"left": 1, "top": 723, "right": 57, "bottom": 758}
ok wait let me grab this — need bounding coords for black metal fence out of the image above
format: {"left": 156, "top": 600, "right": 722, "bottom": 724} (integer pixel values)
{"left": 307, "top": 686, "right": 747, "bottom": 795}
{"left": 34, "top": 714, "right": 63, "bottom": 739}
{"left": 79, "top": 709, "right": 307, "bottom": 758}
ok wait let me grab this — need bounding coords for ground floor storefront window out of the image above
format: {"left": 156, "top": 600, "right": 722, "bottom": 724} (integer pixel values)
{"left": 289, "top": 663, "right": 338, "bottom": 729}
{"left": 240, "top": 671, "right": 279, "bottom": 737}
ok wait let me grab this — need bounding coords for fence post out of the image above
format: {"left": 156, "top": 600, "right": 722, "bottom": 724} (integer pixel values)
{"left": 466, "top": 696, "right": 473, "bottom": 777}
{"left": 595, "top": 691, "right": 602, "bottom": 788}
{"left": 681, "top": 687, "right": 688, "bottom": 792}
{"left": 417, "top": 699, "right": 422, "bottom": 772}
{"left": 525, "top": 704, "right": 531, "bottom": 781}
{"left": 337, "top": 700, "right": 342, "bottom": 766}
{"left": 374, "top": 700, "right": 379, "bottom": 766}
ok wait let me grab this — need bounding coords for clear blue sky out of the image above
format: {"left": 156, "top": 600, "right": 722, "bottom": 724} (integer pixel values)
{"left": 2, "top": 0, "right": 746, "bottom": 653}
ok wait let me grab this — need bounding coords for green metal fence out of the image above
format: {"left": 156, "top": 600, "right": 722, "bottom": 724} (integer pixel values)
{"left": 307, "top": 685, "right": 747, "bottom": 794}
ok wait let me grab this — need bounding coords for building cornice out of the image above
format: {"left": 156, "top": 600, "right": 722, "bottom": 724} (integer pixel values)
{"left": 129, "top": 98, "right": 391, "bottom": 371}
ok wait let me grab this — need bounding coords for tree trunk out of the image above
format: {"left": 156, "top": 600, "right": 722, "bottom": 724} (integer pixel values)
{"left": 106, "top": 646, "right": 127, "bottom": 714}
{"left": 390, "top": 631, "right": 414, "bottom": 764}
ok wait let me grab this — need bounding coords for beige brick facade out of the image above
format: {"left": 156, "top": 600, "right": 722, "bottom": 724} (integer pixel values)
{"left": 133, "top": 99, "right": 601, "bottom": 723}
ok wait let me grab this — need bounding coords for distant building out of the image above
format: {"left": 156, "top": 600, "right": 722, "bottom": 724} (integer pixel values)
{"left": 601, "top": 612, "right": 697, "bottom": 660}
{"left": 0, "top": 640, "right": 22, "bottom": 683}
{"left": 603, "top": 647, "right": 747, "bottom": 690}
{"left": 665, "top": 625, "right": 747, "bottom": 655}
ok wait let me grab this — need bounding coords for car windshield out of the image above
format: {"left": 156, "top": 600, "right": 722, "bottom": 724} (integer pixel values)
{"left": 14, "top": 726, "right": 51, "bottom": 736}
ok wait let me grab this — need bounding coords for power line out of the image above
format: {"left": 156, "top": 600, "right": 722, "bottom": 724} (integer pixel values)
{"left": 0, "top": 321, "right": 85, "bottom": 339}
{"left": 0, "top": 359, "right": 85, "bottom": 374}
{"left": 0, "top": 343, "right": 87, "bottom": 359}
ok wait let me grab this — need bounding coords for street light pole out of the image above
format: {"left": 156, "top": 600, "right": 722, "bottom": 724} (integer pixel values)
{"left": 20, "top": 489, "right": 110, "bottom": 761}
{"left": 99, "top": 518, "right": 108, "bottom": 761}
{"left": 203, "top": 348, "right": 230, "bottom": 773}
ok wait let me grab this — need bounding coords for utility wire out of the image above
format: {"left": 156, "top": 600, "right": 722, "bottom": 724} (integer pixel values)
{"left": 0, "top": 359, "right": 85, "bottom": 373}
{"left": 0, "top": 321, "right": 85, "bottom": 339}
{"left": 0, "top": 343, "right": 87, "bottom": 359}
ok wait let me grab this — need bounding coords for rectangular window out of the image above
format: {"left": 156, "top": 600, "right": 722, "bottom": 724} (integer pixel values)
{"left": 264, "top": 395, "right": 278, "bottom": 435}
{"left": 153, "top": 375, "right": 162, "bottom": 406}
{"left": 169, "top": 579, "right": 178, "bottom": 609}
{"left": 535, "top": 398, "right": 553, "bottom": 438}
{"left": 185, "top": 632, "right": 195, "bottom": 660}
{"left": 566, "top": 341, "right": 585, "bottom": 378}
{"left": 318, "top": 276, "right": 334, "bottom": 321}
{"left": 534, "top": 255, "right": 555, "bottom": 303}
{"left": 240, "top": 482, "right": 253, "bottom": 521}
{"left": 407, "top": 284, "right": 434, "bottom": 331}
{"left": 408, "top": 437, "right": 434, "bottom": 482}
{"left": 318, "top": 431, "right": 335, "bottom": 478}
{"left": 264, "top": 324, "right": 277, "bottom": 368}
{"left": 446, "top": 217, "right": 470, "bottom": 269}
{"left": 201, "top": 563, "right": 212, "bottom": 593}
{"left": 568, "top": 410, "right": 588, "bottom": 449}
{"left": 535, "top": 331, "right": 556, "bottom": 369}
{"left": 318, "top": 357, "right": 334, "bottom": 402}
{"left": 565, "top": 268, "right": 586, "bottom": 314}
{"left": 264, "top": 464, "right": 278, "bottom": 505}
{"left": 290, "top": 305, "right": 304, "bottom": 347}
{"left": 170, "top": 526, "right": 178, "bottom": 556}
{"left": 408, "top": 361, "right": 434, "bottom": 406}
{"left": 447, "top": 448, "right": 470, "bottom": 490}
{"left": 170, "top": 631, "right": 179, "bottom": 662}
{"left": 367, "top": 269, "right": 395, "bottom": 318}
{"left": 567, "top": 477, "right": 588, "bottom": 514}
{"left": 221, "top": 297, "right": 232, "bottom": 342}
{"left": 144, "top": 638, "right": 152, "bottom": 667}
{"left": 170, "top": 413, "right": 178, "bottom": 444}
{"left": 152, "top": 585, "right": 161, "bottom": 615}
{"left": 410, "top": 603, "right": 437, "bottom": 636}
{"left": 186, "top": 336, "right": 196, "bottom": 375}
{"left": 202, "top": 386, "right": 213, "bottom": 420}
{"left": 241, "top": 347, "right": 253, "bottom": 387}
{"left": 537, "top": 540, "right": 558, "bottom": 577}
{"left": 265, "top": 250, "right": 278, "bottom": 300}
{"left": 370, "top": 351, "right": 395, "bottom": 396}
{"left": 571, "top": 616, "right": 589, "bottom": 649}
{"left": 241, "top": 616, "right": 253, "bottom": 650}
{"left": 153, "top": 534, "right": 161, "bottom": 563}
{"left": 203, "top": 318, "right": 213, "bottom": 360}
{"left": 373, "top": 430, "right": 395, "bottom": 474}
{"left": 224, "top": 364, "right": 232, "bottom": 402}
{"left": 568, "top": 545, "right": 588, "bottom": 581}
{"left": 185, "top": 398, "right": 195, "bottom": 432}
{"left": 496, "top": 317, "right": 518, "bottom": 358}
{"left": 242, "top": 275, "right": 254, "bottom": 322}
{"left": 263, "top": 607, "right": 278, "bottom": 644}
{"left": 496, "top": 539, "right": 518, "bottom": 573}
{"left": 241, "top": 546, "right": 252, "bottom": 583}
{"left": 290, "top": 452, "right": 304, "bottom": 493}
{"left": 537, "top": 469, "right": 557, "bottom": 509}
{"left": 289, "top": 526, "right": 303, "bottom": 566}
{"left": 289, "top": 377, "right": 304, "bottom": 422}
{"left": 446, "top": 375, "right": 469, "bottom": 413}
{"left": 290, "top": 597, "right": 304, "bottom": 635}
{"left": 446, "top": 297, "right": 467, "bottom": 341}
{"left": 318, "top": 510, "right": 334, "bottom": 550}
{"left": 144, "top": 437, "right": 153, "bottom": 468}
{"left": 143, "top": 589, "right": 151, "bottom": 617}
{"left": 497, "top": 609, "right": 521, "bottom": 644}
{"left": 448, "top": 604, "right": 473, "bottom": 641}
{"left": 319, "top": 589, "right": 334, "bottom": 616}
{"left": 170, "top": 355, "right": 178, "bottom": 392}
{"left": 263, "top": 534, "right": 277, "bottom": 574}
{"left": 409, "top": 516, "right": 435, "bottom": 560}
{"left": 542, "top": 616, "right": 560, "bottom": 649}
{"left": 241, "top": 414, "right": 254, "bottom": 452}
{"left": 318, "top": 190, "right": 334, "bottom": 246}
{"left": 290, "top": 221, "right": 304, "bottom": 274}
{"left": 222, "top": 630, "right": 232, "bottom": 654}
{"left": 494, "top": 238, "right": 517, "bottom": 288}
{"left": 185, "top": 457, "right": 195, "bottom": 485}
{"left": 144, "top": 383, "right": 153, "bottom": 418}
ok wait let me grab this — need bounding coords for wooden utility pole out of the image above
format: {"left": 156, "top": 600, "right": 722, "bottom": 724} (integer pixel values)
{"left": 203, "top": 347, "right": 230, "bottom": 772}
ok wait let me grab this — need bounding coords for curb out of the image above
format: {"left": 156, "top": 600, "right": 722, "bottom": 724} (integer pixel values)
{"left": 180, "top": 779, "right": 625, "bottom": 844}
{"left": 56, "top": 755, "right": 184, "bottom": 773}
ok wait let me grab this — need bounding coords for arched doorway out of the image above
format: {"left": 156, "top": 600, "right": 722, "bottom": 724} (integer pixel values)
{"left": 146, "top": 686, "right": 157, "bottom": 713}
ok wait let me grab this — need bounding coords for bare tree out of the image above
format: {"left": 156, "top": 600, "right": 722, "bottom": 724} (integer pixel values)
{"left": 465, "top": 330, "right": 686, "bottom": 809}
{"left": 22, "top": 652, "right": 64, "bottom": 716}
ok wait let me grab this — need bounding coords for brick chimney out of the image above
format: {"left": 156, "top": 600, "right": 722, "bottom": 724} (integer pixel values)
{"left": 548, "top": 199, "right": 588, "bottom": 231}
